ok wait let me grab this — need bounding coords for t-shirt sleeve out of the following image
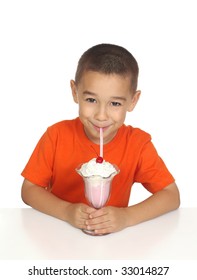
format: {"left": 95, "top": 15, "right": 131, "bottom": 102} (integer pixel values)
{"left": 134, "top": 140, "right": 175, "bottom": 193}
{"left": 21, "top": 127, "right": 56, "bottom": 187}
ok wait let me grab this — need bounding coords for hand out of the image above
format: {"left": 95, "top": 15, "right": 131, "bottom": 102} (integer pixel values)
{"left": 85, "top": 206, "right": 129, "bottom": 235}
{"left": 65, "top": 203, "right": 95, "bottom": 230}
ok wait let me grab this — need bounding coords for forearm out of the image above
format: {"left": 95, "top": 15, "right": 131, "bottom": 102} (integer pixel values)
{"left": 21, "top": 180, "right": 71, "bottom": 222}
{"left": 126, "top": 183, "right": 180, "bottom": 227}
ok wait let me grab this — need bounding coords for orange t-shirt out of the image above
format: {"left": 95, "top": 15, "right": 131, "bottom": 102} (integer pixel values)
{"left": 21, "top": 118, "right": 175, "bottom": 207}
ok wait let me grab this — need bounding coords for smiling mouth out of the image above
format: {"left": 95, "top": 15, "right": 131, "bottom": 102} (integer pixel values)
{"left": 93, "top": 124, "right": 111, "bottom": 132}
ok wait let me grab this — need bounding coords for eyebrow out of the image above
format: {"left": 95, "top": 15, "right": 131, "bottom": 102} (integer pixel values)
{"left": 111, "top": 96, "right": 127, "bottom": 101}
{"left": 82, "top": 91, "right": 127, "bottom": 101}
{"left": 82, "top": 91, "right": 97, "bottom": 96}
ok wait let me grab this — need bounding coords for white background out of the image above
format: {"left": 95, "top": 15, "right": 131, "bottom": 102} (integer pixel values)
{"left": 0, "top": 0, "right": 196, "bottom": 208}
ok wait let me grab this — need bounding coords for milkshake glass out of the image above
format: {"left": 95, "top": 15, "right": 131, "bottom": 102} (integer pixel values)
{"left": 76, "top": 163, "right": 119, "bottom": 235}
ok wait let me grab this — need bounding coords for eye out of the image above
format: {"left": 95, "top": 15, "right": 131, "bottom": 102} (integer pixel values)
{"left": 111, "top": 101, "right": 122, "bottom": 107}
{"left": 86, "top": 98, "right": 97, "bottom": 103}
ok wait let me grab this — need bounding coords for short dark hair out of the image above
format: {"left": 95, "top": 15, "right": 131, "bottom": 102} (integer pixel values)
{"left": 75, "top": 43, "right": 139, "bottom": 92}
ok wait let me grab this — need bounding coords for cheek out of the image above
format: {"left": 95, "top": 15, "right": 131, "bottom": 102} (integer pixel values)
{"left": 112, "top": 109, "right": 127, "bottom": 121}
{"left": 78, "top": 103, "right": 94, "bottom": 117}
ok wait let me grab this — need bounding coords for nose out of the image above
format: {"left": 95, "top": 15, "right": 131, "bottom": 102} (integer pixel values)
{"left": 94, "top": 104, "right": 108, "bottom": 121}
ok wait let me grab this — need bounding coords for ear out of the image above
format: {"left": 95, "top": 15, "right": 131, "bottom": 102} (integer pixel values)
{"left": 127, "top": 90, "right": 141, "bottom": 112}
{"left": 70, "top": 80, "right": 78, "bottom": 103}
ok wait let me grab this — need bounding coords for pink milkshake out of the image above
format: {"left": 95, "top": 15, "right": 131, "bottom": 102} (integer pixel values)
{"left": 76, "top": 158, "right": 119, "bottom": 209}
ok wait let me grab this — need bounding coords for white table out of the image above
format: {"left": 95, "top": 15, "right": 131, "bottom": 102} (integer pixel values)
{"left": 0, "top": 208, "right": 196, "bottom": 260}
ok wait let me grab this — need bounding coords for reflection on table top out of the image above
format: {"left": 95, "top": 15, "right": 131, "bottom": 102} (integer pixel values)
{"left": 0, "top": 207, "right": 196, "bottom": 260}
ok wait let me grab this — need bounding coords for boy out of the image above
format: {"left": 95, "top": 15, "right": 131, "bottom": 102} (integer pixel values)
{"left": 21, "top": 43, "right": 180, "bottom": 235}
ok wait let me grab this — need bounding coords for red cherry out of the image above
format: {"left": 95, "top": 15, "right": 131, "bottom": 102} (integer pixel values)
{"left": 96, "top": 156, "right": 103, "bottom": 163}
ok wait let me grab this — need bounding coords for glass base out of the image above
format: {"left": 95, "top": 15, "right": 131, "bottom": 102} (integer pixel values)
{"left": 82, "top": 229, "right": 109, "bottom": 236}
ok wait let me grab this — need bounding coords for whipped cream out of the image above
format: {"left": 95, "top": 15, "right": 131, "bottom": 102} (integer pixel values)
{"left": 79, "top": 158, "right": 117, "bottom": 178}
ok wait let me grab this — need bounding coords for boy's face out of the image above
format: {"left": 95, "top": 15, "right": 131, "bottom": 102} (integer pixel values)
{"left": 71, "top": 71, "right": 140, "bottom": 144}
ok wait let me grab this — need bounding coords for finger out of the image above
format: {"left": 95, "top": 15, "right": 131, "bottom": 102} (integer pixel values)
{"left": 86, "top": 214, "right": 110, "bottom": 226}
{"left": 94, "top": 227, "right": 112, "bottom": 235}
{"left": 88, "top": 207, "right": 107, "bottom": 219}
{"left": 75, "top": 215, "right": 90, "bottom": 229}
{"left": 82, "top": 206, "right": 96, "bottom": 215}
{"left": 87, "top": 222, "right": 113, "bottom": 234}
